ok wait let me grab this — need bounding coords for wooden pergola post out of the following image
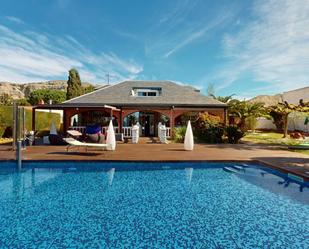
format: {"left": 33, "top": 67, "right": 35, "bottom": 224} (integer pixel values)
{"left": 31, "top": 107, "right": 36, "bottom": 132}
{"left": 63, "top": 109, "right": 68, "bottom": 133}
{"left": 170, "top": 106, "right": 174, "bottom": 136}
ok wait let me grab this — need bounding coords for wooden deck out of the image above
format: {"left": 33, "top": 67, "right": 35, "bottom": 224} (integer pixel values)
{"left": 1, "top": 140, "right": 309, "bottom": 180}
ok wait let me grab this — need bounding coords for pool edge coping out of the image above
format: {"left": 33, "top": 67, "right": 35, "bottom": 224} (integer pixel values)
{"left": 0, "top": 159, "right": 308, "bottom": 182}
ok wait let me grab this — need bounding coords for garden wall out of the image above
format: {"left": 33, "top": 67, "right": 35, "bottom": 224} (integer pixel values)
{"left": 256, "top": 113, "right": 309, "bottom": 132}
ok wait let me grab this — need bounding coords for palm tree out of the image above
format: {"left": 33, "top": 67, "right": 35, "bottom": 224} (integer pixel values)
{"left": 210, "top": 94, "right": 235, "bottom": 103}
{"left": 228, "top": 100, "right": 265, "bottom": 131}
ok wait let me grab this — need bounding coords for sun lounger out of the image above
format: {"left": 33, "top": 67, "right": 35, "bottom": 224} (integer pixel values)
{"left": 63, "top": 137, "right": 108, "bottom": 152}
{"left": 67, "top": 130, "right": 83, "bottom": 138}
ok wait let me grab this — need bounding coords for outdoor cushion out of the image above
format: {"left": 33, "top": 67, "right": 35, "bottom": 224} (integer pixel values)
{"left": 85, "top": 125, "right": 101, "bottom": 134}
{"left": 86, "top": 133, "right": 105, "bottom": 143}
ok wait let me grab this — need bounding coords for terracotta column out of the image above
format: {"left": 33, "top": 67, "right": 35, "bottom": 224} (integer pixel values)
{"left": 119, "top": 109, "right": 123, "bottom": 130}
{"left": 170, "top": 107, "right": 174, "bottom": 136}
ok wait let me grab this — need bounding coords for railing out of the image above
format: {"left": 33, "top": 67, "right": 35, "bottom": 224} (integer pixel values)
{"left": 69, "top": 126, "right": 171, "bottom": 138}
{"left": 166, "top": 127, "right": 171, "bottom": 138}
{"left": 101, "top": 126, "right": 120, "bottom": 134}
{"left": 122, "top": 127, "right": 132, "bottom": 137}
{"left": 69, "top": 126, "right": 86, "bottom": 133}
{"left": 69, "top": 126, "right": 128, "bottom": 137}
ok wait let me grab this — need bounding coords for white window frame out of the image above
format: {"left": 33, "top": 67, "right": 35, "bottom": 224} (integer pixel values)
{"left": 135, "top": 89, "right": 160, "bottom": 97}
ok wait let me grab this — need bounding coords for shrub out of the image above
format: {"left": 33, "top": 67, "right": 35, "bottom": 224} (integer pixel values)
{"left": 193, "top": 112, "right": 224, "bottom": 143}
{"left": 172, "top": 126, "right": 186, "bottom": 143}
{"left": 225, "top": 125, "right": 245, "bottom": 144}
{"left": 197, "top": 126, "right": 225, "bottom": 143}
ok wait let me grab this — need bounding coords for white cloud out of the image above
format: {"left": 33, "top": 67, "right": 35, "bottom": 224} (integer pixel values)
{"left": 163, "top": 16, "right": 227, "bottom": 58}
{"left": 212, "top": 0, "right": 309, "bottom": 94}
{"left": 0, "top": 25, "right": 143, "bottom": 83}
{"left": 146, "top": 1, "right": 236, "bottom": 58}
{"left": 5, "top": 16, "right": 24, "bottom": 24}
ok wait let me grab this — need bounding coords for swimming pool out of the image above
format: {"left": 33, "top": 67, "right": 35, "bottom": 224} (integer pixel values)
{"left": 0, "top": 161, "right": 308, "bottom": 248}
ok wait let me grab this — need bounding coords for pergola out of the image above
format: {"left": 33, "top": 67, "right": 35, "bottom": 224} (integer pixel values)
{"left": 32, "top": 104, "right": 121, "bottom": 133}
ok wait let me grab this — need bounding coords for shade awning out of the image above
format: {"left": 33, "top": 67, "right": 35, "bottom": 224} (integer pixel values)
{"left": 32, "top": 104, "right": 121, "bottom": 112}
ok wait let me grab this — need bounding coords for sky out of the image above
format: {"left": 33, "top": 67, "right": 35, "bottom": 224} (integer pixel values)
{"left": 0, "top": 0, "right": 308, "bottom": 99}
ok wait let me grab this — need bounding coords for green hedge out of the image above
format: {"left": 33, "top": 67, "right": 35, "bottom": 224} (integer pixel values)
{"left": 0, "top": 106, "right": 61, "bottom": 137}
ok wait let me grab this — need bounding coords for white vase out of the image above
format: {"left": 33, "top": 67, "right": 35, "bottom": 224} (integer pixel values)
{"left": 106, "top": 120, "right": 116, "bottom": 150}
{"left": 184, "top": 120, "right": 194, "bottom": 151}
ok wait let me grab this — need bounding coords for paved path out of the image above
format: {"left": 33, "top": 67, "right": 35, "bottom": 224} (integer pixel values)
{"left": 1, "top": 142, "right": 309, "bottom": 180}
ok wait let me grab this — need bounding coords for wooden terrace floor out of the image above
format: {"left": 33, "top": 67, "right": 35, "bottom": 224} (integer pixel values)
{"left": 0, "top": 139, "right": 309, "bottom": 181}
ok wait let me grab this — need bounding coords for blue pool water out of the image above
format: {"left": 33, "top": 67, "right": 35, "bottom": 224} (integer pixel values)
{"left": 0, "top": 161, "right": 308, "bottom": 248}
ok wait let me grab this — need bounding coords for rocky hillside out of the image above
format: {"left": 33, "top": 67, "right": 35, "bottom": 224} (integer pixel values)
{"left": 249, "top": 94, "right": 282, "bottom": 107}
{"left": 249, "top": 86, "right": 309, "bottom": 106}
{"left": 0, "top": 80, "right": 94, "bottom": 99}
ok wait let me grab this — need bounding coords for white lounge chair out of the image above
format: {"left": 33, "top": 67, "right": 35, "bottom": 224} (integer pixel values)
{"left": 67, "top": 130, "right": 83, "bottom": 138}
{"left": 63, "top": 137, "right": 108, "bottom": 152}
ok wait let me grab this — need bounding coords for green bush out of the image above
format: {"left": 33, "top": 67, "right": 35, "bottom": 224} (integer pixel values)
{"left": 225, "top": 125, "right": 245, "bottom": 144}
{"left": 28, "top": 89, "right": 66, "bottom": 105}
{"left": 192, "top": 112, "right": 224, "bottom": 143}
{"left": 195, "top": 126, "right": 224, "bottom": 143}
{"left": 172, "top": 126, "right": 186, "bottom": 143}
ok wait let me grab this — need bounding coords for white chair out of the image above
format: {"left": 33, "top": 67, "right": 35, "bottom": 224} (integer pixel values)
{"left": 63, "top": 137, "right": 108, "bottom": 152}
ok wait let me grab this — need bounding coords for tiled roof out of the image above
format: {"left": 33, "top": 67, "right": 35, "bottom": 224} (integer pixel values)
{"left": 63, "top": 80, "right": 226, "bottom": 107}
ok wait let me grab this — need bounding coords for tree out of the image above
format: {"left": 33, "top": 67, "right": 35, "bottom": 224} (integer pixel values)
{"left": 268, "top": 100, "right": 309, "bottom": 138}
{"left": 228, "top": 100, "right": 265, "bottom": 131}
{"left": 66, "top": 68, "right": 84, "bottom": 100}
{"left": 210, "top": 94, "right": 235, "bottom": 103}
{"left": 83, "top": 84, "right": 95, "bottom": 94}
{"left": 28, "top": 89, "right": 66, "bottom": 105}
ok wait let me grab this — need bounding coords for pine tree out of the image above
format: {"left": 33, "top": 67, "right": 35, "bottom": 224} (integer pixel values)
{"left": 66, "top": 68, "right": 84, "bottom": 100}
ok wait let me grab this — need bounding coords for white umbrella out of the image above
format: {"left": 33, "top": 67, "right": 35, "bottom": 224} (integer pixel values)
{"left": 184, "top": 120, "right": 194, "bottom": 151}
{"left": 106, "top": 120, "right": 116, "bottom": 150}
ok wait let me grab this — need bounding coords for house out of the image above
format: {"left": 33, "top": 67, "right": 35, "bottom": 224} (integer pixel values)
{"left": 32, "top": 80, "right": 227, "bottom": 137}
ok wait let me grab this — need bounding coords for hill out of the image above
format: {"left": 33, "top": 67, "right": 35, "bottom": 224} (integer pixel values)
{"left": 249, "top": 94, "right": 282, "bottom": 107}
{"left": 0, "top": 80, "right": 95, "bottom": 99}
{"left": 249, "top": 86, "right": 309, "bottom": 106}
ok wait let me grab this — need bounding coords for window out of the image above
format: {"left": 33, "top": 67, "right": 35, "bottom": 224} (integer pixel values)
{"left": 138, "top": 92, "right": 147, "bottom": 96}
{"left": 132, "top": 87, "right": 162, "bottom": 97}
{"left": 147, "top": 92, "right": 157, "bottom": 96}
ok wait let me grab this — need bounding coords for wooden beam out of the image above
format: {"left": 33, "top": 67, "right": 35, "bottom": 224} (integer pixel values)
{"left": 31, "top": 107, "right": 36, "bottom": 132}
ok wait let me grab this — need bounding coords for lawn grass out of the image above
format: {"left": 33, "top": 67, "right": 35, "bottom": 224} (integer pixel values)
{"left": 243, "top": 131, "right": 309, "bottom": 156}
{"left": 243, "top": 131, "right": 302, "bottom": 146}
{"left": 0, "top": 106, "right": 61, "bottom": 137}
